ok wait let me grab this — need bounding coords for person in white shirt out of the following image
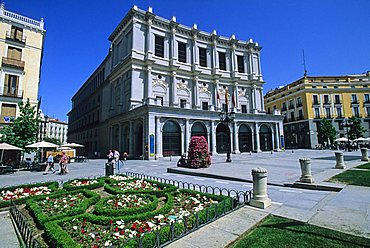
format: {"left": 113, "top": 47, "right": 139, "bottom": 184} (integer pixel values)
{"left": 43, "top": 154, "right": 55, "bottom": 175}
{"left": 113, "top": 149, "right": 120, "bottom": 172}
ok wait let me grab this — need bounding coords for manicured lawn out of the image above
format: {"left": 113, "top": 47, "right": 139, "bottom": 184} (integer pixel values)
{"left": 329, "top": 170, "right": 370, "bottom": 187}
{"left": 356, "top": 162, "right": 370, "bottom": 170}
{"left": 231, "top": 215, "right": 370, "bottom": 248}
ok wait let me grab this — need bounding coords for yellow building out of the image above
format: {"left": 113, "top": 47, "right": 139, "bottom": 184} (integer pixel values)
{"left": 264, "top": 73, "right": 370, "bottom": 148}
{"left": 0, "top": 3, "right": 45, "bottom": 126}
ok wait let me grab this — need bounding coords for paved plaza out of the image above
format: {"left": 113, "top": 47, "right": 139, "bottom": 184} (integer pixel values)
{"left": 0, "top": 149, "right": 369, "bottom": 247}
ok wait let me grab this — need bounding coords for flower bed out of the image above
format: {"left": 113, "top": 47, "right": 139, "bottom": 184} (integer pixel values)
{"left": 63, "top": 178, "right": 104, "bottom": 191}
{"left": 105, "top": 179, "right": 177, "bottom": 197}
{"left": 105, "top": 174, "right": 134, "bottom": 182}
{"left": 44, "top": 190, "right": 232, "bottom": 247}
{"left": 94, "top": 194, "right": 158, "bottom": 217}
{"left": 0, "top": 181, "right": 59, "bottom": 208}
{"left": 27, "top": 189, "right": 100, "bottom": 226}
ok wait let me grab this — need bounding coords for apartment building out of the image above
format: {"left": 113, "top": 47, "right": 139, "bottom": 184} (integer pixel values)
{"left": 0, "top": 3, "right": 45, "bottom": 127}
{"left": 38, "top": 112, "right": 68, "bottom": 144}
{"left": 264, "top": 73, "right": 370, "bottom": 148}
{"left": 68, "top": 6, "right": 283, "bottom": 158}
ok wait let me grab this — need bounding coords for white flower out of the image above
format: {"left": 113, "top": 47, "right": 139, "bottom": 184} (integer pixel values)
{"left": 104, "top": 241, "right": 111, "bottom": 247}
{"left": 146, "top": 221, "right": 156, "bottom": 228}
{"left": 73, "top": 226, "right": 77, "bottom": 230}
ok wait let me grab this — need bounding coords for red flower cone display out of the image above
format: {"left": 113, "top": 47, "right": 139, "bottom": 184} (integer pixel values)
{"left": 187, "top": 136, "right": 211, "bottom": 168}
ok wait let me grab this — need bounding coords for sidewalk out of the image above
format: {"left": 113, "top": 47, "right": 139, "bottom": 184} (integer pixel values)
{"left": 0, "top": 211, "right": 19, "bottom": 248}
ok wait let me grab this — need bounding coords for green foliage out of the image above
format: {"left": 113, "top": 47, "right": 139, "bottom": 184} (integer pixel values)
{"left": 347, "top": 116, "right": 366, "bottom": 140}
{"left": 0, "top": 181, "right": 59, "bottom": 208}
{"left": 317, "top": 118, "right": 336, "bottom": 145}
{"left": 26, "top": 189, "right": 100, "bottom": 226}
{"left": 330, "top": 169, "right": 370, "bottom": 187}
{"left": 231, "top": 215, "right": 370, "bottom": 248}
{"left": 0, "top": 99, "right": 40, "bottom": 151}
{"left": 44, "top": 137, "right": 61, "bottom": 146}
{"left": 63, "top": 178, "right": 104, "bottom": 191}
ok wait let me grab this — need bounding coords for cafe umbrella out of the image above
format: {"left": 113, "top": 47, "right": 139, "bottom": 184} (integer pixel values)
{"left": 0, "top": 142, "right": 22, "bottom": 162}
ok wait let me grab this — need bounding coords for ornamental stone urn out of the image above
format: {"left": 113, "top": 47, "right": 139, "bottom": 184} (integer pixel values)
{"left": 335, "top": 151, "right": 345, "bottom": 169}
{"left": 361, "top": 148, "right": 369, "bottom": 162}
{"left": 299, "top": 158, "right": 314, "bottom": 183}
{"left": 250, "top": 167, "right": 271, "bottom": 209}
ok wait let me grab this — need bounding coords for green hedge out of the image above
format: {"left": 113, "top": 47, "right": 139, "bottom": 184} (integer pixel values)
{"left": 0, "top": 181, "right": 59, "bottom": 208}
{"left": 104, "top": 178, "right": 177, "bottom": 197}
{"left": 44, "top": 193, "right": 174, "bottom": 248}
{"left": 43, "top": 189, "right": 233, "bottom": 248}
{"left": 26, "top": 189, "right": 100, "bottom": 227}
{"left": 63, "top": 178, "right": 104, "bottom": 191}
{"left": 94, "top": 193, "right": 158, "bottom": 217}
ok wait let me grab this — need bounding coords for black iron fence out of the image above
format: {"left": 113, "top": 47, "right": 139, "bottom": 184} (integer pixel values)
{"left": 9, "top": 200, "right": 42, "bottom": 248}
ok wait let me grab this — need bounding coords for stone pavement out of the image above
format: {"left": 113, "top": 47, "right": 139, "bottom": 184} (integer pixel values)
{"left": 0, "top": 211, "right": 19, "bottom": 248}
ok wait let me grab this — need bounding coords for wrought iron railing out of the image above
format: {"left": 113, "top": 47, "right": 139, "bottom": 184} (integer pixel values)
{"left": 9, "top": 200, "right": 42, "bottom": 248}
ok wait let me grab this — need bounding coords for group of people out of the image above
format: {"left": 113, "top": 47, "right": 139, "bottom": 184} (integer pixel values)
{"left": 43, "top": 151, "right": 69, "bottom": 175}
{"left": 107, "top": 149, "right": 128, "bottom": 172}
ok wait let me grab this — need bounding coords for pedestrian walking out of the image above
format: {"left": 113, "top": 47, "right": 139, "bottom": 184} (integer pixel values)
{"left": 113, "top": 149, "right": 121, "bottom": 172}
{"left": 59, "top": 152, "right": 69, "bottom": 175}
{"left": 43, "top": 154, "right": 55, "bottom": 175}
{"left": 107, "top": 150, "right": 114, "bottom": 163}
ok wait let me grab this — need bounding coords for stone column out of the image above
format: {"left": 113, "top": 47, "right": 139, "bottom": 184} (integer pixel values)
{"left": 129, "top": 121, "right": 134, "bottom": 157}
{"left": 170, "top": 22, "right": 176, "bottom": 65}
{"left": 299, "top": 158, "right": 314, "bottom": 183}
{"left": 145, "top": 66, "right": 154, "bottom": 105}
{"left": 185, "top": 119, "right": 190, "bottom": 154}
{"left": 211, "top": 121, "right": 217, "bottom": 154}
{"left": 233, "top": 122, "right": 239, "bottom": 153}
{"left": 335, "top": 151, "right": 345, "bottom": 169}
{"left": 252, "top": 85, "right": 257, "bottom": 113}
{"left": 250, "top": 168, "right": 271, "bottom": 209}
{"left": 361, "top": 148, "right": 369, "bottom": 161}
{"left": 213, "top": 80, "right": 219, "bottom": 111}
{"left": 146, "top": 18, "right": 153, "bottom": 59}
{"left": 155, "top": 117, "right": 162, "bottom": 158}
{"left": 255, "top": 123, "right": 260, "bottom": 152}
{"left": 171, "top": 71, "right": 177, "bottom": 107}
{"left": 193, "top": 76, "right": 200, "bottom": 109}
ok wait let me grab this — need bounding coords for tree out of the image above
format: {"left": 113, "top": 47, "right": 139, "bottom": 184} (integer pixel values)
{"left": 187, "top": 136, "right": 211, "bottom": 168}
{"left": 44, "top": 137, "right": 61, "bottom": 146}
{"left": 317, "top": 118, "right": 336, "bottom": 146}
{"left": 0, "top": 99, "right": 40, "bottom": 150}
{"left": 347, "top": 116, "right": 366, "bottom": 140}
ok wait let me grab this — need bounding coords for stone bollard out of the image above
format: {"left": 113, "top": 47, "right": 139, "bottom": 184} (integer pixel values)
{"left": 250, "top": 168, "right": 271, "bottom": 209}
{"left": 299, "top": 158, "right": 314, "bottom": 183}
{"left": 361, "top": 148, "right": 369, "bottom": 162}
{"left": 335, "top": 152, "right": 345, "bottom": 169}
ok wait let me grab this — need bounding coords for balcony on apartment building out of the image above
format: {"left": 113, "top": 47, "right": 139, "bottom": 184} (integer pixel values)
{"left": 5, "top": 31, "right": 26, "bottom": 45}
{"left": 281, "top": 106, "right": 287, "bottom": 111}
{"left": 296, "top": 102, "right": 303, "bottom": 107}
{"left": 0, "top": 86, "right": 23, "bottom": 98}
{"left": 288, "top": 104, "right": 295, "bottom": 110}
{"left": 297, "top": 115, "right": 305, "bottom": 121}
{"left": 323, "top": 100, "right": 331, "bottom": 106}
{"left": 351, "top": 100, "right": 359, "bottom": 106}
{"left": 334, "top": 100, "right": 342, "bottom": 105}
{"left": 2, "top": 57, "right": 25, "bottom": 70}
{"left": 364, "top": 99, "right": 370, "bottom": 105}
{"left": 312, "top": 100, "right": 320, "bottom": 106}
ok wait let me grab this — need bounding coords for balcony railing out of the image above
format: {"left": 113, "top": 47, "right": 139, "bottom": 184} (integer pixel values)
{"left": 0, "top": 86, "right": 23, "bottom": 98}
{"left": 364, "top": 99, "right": 370, "bottom": 104}
{"left": 312, "top": 101, "right": 320, "bottom": 106}
{"left": 323, "top": 101, "right": 331, "bottom": 105}
{"left": 2, "top": 57, "right": 25, "bottom": 70}
{"left": 334, "top": 100, "right": 342, "bottom": 104}
{"left": 282, "top": 106, "right": 287, "bottom": 111}
{"left": 326, "top": 115, "right": 332, "bottom": 118}
{"left": 315, "top": 115, "right": 320, "bottom": 119}
{"left": 289, "top": 104, "right": 295, "bottom": 110}
{"left": 297, "top": 116, "right": 304, "bottom": 120}
{"left": 5, "top": 31, "right": 26, "bottom": 44}
{"left": 296, "top": 102, "right": 303, "bottom": 107}
{"left": 351, "top": 100, "right": 359, "bottom": 105}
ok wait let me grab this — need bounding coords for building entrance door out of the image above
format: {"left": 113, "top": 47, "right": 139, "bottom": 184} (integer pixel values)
{"left": 216, "top": 123, "right": 229, "bottom": 154}
{"left": 162, "top": 121, "right": 181, "bottom": 156}
{"left": 239, "top": 124, "right": 252, "bottom": 152}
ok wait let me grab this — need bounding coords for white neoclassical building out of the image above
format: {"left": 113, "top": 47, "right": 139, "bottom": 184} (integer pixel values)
{"left": 68, "top": 6, "right": 283, "bottom": 159}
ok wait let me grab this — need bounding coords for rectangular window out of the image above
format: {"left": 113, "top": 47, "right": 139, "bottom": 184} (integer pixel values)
{"left": 199, "top": 47, "right": 207, "bottom": 67}
{"left": 1, "top": 103, "right": 16, "bottom": 117}
{"left": 202, "top": 102, "right": 208, "bottom": 110}
{"left": 324, "top": 95, "right": 329, "bottom": 104}
{"left": 156, "top": 96, "right": 163, "bottom": 106}
{"left": 334, "top": 95, "right": 340, "bottom": 104}
{"left": 282, "top": 102, "right": 286, "bottom": 111}
{"left": 325, "top": 107, "right": 331, "bottom": 118}
{"left": 154, "top": 35, "right": 164, "bottom": 58}
{"left": 4, "top": 74, "right": 19, "bottom": 95}
{"left": 336, "top": 108, "right": 342, "bottom": 118}
{"left": 218, "top": 52, "right": 226, "bottom": 70}
{"left": 241, "top": 105, "right": 247, "bottom": 113}
{"left": 180, "top": 99, "right": 186, "bottom": 108}
{"left": 267, "top": 107, "right": 271, "bottom": 114}
{"left": 315, "top": 108, "right": 320, "bottom": 118}
{"left": 296, "top": 97, "right": 302, "bottom": 107}
{"left": 273, "top": 105, "right": 276, "bottom": 110}
{"left": 10, "top": 26, "right": 23, "bottom": 41}
{"left": 290, "top": 112, "right": 295, "bottom": 121}
{"left": 178, "top": 42, "right": 187, "bottom": 63}
{"left": 364, "top": 94, "right": 370, "bottom": 103}
{"left": 289, "top": 100, "right": 294, "bottom": 109}
{"left": 366, "top": 107, "right": 370, "bottom": 116}
{"left": 313, "top": 95, "right": 319, "bottom": 104}
{"left": 237, "top": 55, "right": 245, "bottom": 73}
{"left": 351, "top": 94, "right": 358, "bottom": 103}
{"left": 298, "top": 109, "right": 304, "bottom": 119}
{"left": 353, "top": 107, "right": 359, "bottom": 117}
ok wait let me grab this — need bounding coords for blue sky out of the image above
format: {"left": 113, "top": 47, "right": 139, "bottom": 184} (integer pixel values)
{"left": 7, "top": 0, "right": 370, "bottom": 121}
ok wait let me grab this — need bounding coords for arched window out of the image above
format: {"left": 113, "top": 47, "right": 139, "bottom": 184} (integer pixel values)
{"left": 259, "top": 125, "right": 272, "bottom": 151}
{"left": 239, "top": 124, "right": 252, "bottom": 152}
{"left": 162, "top": 121, "right": 181, "bottom": 156}
{"left": 216, "top": 123, "right": 230, "bottom": 154}
{"left": 191, "top": 122, "right": 207, "bottom": 140}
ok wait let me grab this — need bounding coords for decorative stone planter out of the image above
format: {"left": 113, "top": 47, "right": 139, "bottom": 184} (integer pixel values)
{"left": 335, "top": 152, "right": 345, "bottom": 169}
{"left": 361, "top": 148, "right": 369, "bottom": 162}
{"left": 299, "top": 158, "right": 314, "bottom": 183}
{"left": 249, "top": 167, "right": 271, "bottom": 209}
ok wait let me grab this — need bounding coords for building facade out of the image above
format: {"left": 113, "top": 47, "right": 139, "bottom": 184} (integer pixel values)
{"left": 68, "top": 6, "right": 283, "bottom": 159}
{"left": 38, "top": 112, "right": 68, "bottom": 144}
{"left": 0, "top": 3, "right": 45, "bottom": 127}
{"left": 264, "top": 73, "right": 370, "bottom": 149}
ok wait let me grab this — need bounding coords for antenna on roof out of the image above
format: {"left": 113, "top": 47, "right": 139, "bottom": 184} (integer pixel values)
{"left": 302, "top": 49, "right": 307, "bottom": 77}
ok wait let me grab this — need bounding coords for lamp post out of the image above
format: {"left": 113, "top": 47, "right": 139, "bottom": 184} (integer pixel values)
{"left": 219, "top": 94, "right": 235, "bottom": 163}
{"left": 342, "top": 118, "right": 352, "bottom": 152}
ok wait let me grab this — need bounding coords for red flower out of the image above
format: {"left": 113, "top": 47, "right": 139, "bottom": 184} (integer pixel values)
{"left": 109, "top": 219, "right": 113, "bottom": 225}
{"left": 120, "top": 230, "right": 125, "bottom": 235}
{"left": 115, "top": 227, "right": 118, "bottom": 232}
{"left": 81, "top": 229, "right": 85, "bottom": 233}
{"left": 132, "top": 223, "right": 137, "bottom": 230}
